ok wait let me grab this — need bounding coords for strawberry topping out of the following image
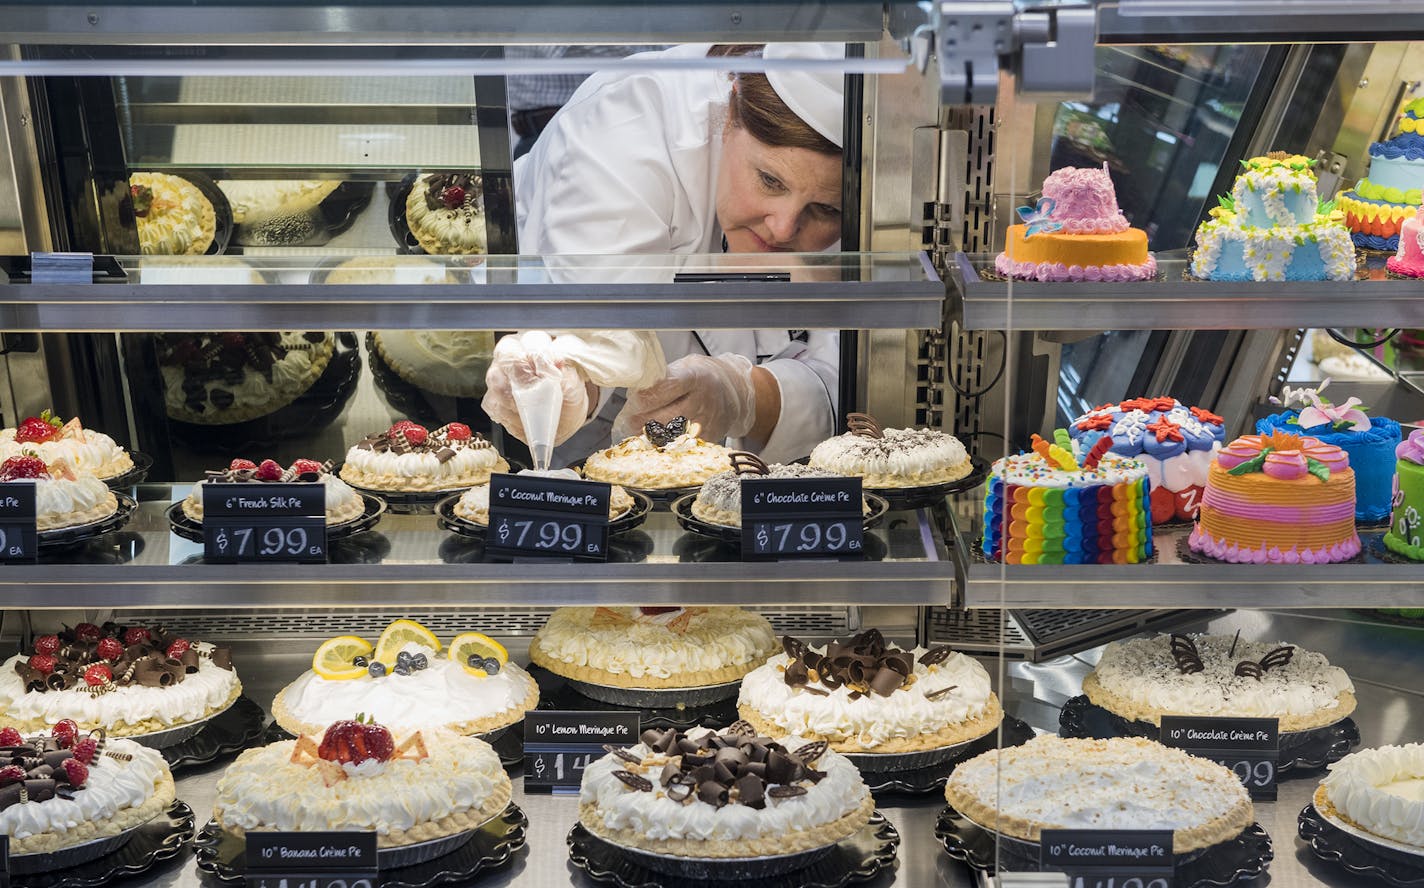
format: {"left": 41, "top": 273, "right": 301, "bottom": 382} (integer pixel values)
{"left": 96, "top": 637, "right": 125, "bottom": 661}
{"left": 0, "top": 456, "right": 49, "bottom": 482}
{"left": 59, "top": 757, "right": 88, "bottom": 787}
{"left": 14, "top": 416, "right": 60, "bottom": 443}
{"left": 165, "top": 639, "right": 191, "bottom": 659}
{"left": 83, "top": 664, "right": 112, "bottom": 687}
{"left": 290, "top": 459, "right": 324, "bottom": 475}
{"left": 122, "top": 627, "right": 152, "bottom": 646}
{"left": 52, "top": 719, "right": 78, "bottom": 749}
{"left": 229, "top": 458, "right": 257, "bottom": 471}
{"left": 317, "top": 716, "right": 395, "bottom": 766}
{"left": 0, "top": 728, "right": 23, "bottom": 747}
{"left": 33, "top": 635, "right": 60, "bottom": 656}
{"left": 444, "top": 422, "right": 473, "bottom": 441}
{"left": 255, "top": 459, "right": 284, "bottom": 481}
{"left": 28, "top": 654, "right": 56, "bottom": 675}
{"left": 441, "top": 185, "right": 466, "bottom": 209}
{"left": 74, "top": 623, "right": 102, "bottom": 643}
{"left": 0, "top": 765, "right": 25, "bottom": 784}
{"left": 388, "top": 420, "right": 428, "bottom": 447}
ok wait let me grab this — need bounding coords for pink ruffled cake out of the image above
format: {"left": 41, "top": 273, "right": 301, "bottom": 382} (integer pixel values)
{"left": 1386, "top": 198, "right": 1424, "bottom": 278}
{"left": 996, "top": 165, "right": 1157, "bottom": 282}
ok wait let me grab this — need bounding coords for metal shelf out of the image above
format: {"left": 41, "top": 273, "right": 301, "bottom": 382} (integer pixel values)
{"left": 952, "top": 252, "right": 1424, "bottom": 332}
{"left": 1097, "top": 0, "right": 1422, "bottom": 45}
{"left": 0, "top": 252, "right": 945, "bottom": 331}
{"left": 3, "top": 485, "right": 953, "bottom": 609}
{"left": 949, "top": 506, "right": 1424, "bottom": 609}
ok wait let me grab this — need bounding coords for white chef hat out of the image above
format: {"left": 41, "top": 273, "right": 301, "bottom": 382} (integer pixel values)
{"left": 762, "top": 43, "right": 846, "bottom": 149}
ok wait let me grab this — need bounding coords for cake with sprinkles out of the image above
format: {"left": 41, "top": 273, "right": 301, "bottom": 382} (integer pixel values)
{"left": 982, "top": 431, "right": 1151, "bottom": 564}
{"left": 1068, "top": 397, "right": 1226, "bottom": 524}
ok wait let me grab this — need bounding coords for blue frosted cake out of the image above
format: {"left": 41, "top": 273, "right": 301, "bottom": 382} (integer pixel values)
{"left": 1338, "top": 98, "right": 1424, "bottom": 252}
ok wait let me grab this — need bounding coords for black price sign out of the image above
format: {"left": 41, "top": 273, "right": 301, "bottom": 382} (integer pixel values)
{"left": 203, "top": 483, "right": 327, "bottom": 564}
{"left": 245, "top": 830, "right": 377, "bottom": 888}
{"left": 741, "top": 476, "right": 863, "bottom": 560}
{"left": 0, "top": 483, "right": 38, "bottom": 564}
{"left": 1159, "top": 716, "right": 1278, "bottom": 800}
{"left": 485, "top": 473, "right": 610, "bottom": 561}
{"left": 524, "top": 711, "right": 640, "bottom": 794}
{"left": 1040, "top": 829, "right": 1174, "bottom": 888}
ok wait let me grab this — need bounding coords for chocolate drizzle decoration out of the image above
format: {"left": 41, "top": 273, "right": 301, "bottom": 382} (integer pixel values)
{"left": 729, "top": 451, "right": 769, "bottom": 476}
{"left": 643, "top": 416, "right": 688, "bottom": 448}
{"left": 1169, "top": 634, "right": 1205, "bottom": 675}
{"left": 628, "top": 726, "right": 827, "bottom": 811}
{"left": 780, "top": 630, "right": 917, "bottom": 698}
{"left": 612, "top": 770, "right": 653, "bottom": 792}
{"left": 603, "top": 744, "right": 642, "bottom": 765}
{"left": 1234, "top": 645, "right": 1295, "bottom": 680}
{"left": 847, "top": 412, "right": 884, "bottom": 439}
{"left": 924, "top": 685, "right": 959, "bottom": 701}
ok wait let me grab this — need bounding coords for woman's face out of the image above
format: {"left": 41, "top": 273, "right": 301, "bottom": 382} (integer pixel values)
{"left": 715, "top": 124, "right": 842, "bottom": 253}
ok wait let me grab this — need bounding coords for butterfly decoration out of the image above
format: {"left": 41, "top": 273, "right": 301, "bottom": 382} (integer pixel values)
{"left": 1233, "top": 645, "right": 1295, "bottom": 680}
{"left": 644, "top": 415, "right": 688, "bottom": 448}
{"left": 1016, "top": 197, "right": 1063, "bottom": 238}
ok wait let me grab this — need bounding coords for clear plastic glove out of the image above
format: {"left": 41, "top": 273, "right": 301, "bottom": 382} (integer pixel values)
{"left": 614, "top": 353, "right": 757, "bottom": 444}
{"left": 482, "top": 332, "right": 591, "bottom": 450}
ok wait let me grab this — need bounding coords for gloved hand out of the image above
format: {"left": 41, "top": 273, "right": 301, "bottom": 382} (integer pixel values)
{"left": 482, "top": 331, "right": 591, "bottom": 446}
{"left": 614, "top": 353, "right": 757, "bottom": 444}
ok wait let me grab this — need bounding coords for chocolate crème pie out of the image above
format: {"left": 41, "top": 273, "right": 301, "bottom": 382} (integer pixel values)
{"left": 0, "top": 623, "right": 241, "bottom": 739}
{"left": 339, "top": 420, "right": 508, "bottom": 492}
{"left": 579, "top": 724, "right": 873, "bottom": 859}
{"left": 156, "top": 332, "right": 334, "bottom": 425}
{"left": 738, "top": 631, "right": 1002, "bottom": 753}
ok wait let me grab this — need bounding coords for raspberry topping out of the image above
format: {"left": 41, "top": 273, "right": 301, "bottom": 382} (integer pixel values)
{"left": 165, "top": 639, "right": 192, "bottom": 659}
{"left": 290, "top": 459, "right": 324, "bottom": 475}
{"left": 27, "top": 654, "right": 56, "bottom": 675}
{"left": 229, "top": 458, "right": 257, "bottom": 471}
{"left": 122, "top": 627, "right": 152, "bottom": 646}
{"left": 441, "top": 185, "right": 466, "bottom": 209}
{"left": 0, "top": 456, "right": 49, "bottom": 482}
{"left": 52, "top": 719, "right": 78, "bottom": 749}
{"left": 33, "top": 635, "right": 60, "bottom": 656}
{"left": 0, "top": 728, "right": 23, "bottom": 747}
{"left": 388, "top": 420, "right": 428, "bottom": 447}
{"left": 445, "top": 422, "right": 473, "bottom": 441}
{"left": 96, "top": 637, "right": 125, "bottom": 661}
{"left": 255, "top": 459, "right": 284, "bottom": 481}
{"left": 83, "top": 664, "right": 112, "bottom": 687}
{"left": 59, "top": 757, "right": 88, "bottom": 787}
{"left": 72, "top": 736, "right": 99, "bottom": 765}
{"left": 74, "top": 623, "right": 102, "bottom": 643}
{"left": 0, "top": 765, "right": 25, "bottom": 784}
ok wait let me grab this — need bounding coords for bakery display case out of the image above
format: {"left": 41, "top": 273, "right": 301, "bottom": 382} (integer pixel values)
{"left": 0, "top": 3, "right": 1421, "bottom": 887}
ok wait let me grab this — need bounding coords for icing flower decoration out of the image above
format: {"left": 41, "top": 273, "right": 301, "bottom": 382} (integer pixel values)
{"left": 1016, "top": 197, "right": 1063, "bottom": 238}
{"left": 1397, "top": 429, "right": 1424, "bottom": 466}
{"left": 1269, "top": 378, "right": 1330, "bottom": 410}
{"left": 1218, "top": 432, "right": 1348, "bottom": 482}
{"left": 1145, "top": 416, "right": 1184, "bottom": 443}
{"left": 1297, "top": 392, "right": 1372, "bottom": 432}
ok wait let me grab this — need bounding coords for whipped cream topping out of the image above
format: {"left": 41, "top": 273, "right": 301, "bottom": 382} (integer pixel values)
{"left": 583, "top": 432, "right": 733, "bottom": 488}
{"left": 159, "top": 332, "right": 330, "bottom": 418}
{"left": 1324, "top": 744, "right": 1424, "bottom": 847}
{"left": 31, "top": 476, "right": 113, "bottom": 522}
{"left": 739, "top": 646, "right": 993, "bottom": 747}
{"left": 696, "top": 463, "right": 840, "bottom": 517}
{"left": 0, "top": 739, "right": 166, "bottom": 841}
{"left": 948, "top": 736, "right": 1250, "bottom": 835}
{"left": 344, "top": 443, "right": 501, "bottom": 485}
{"left": 280, "top": 647, "right": 537, "bottom": 732}
{"left": 532, "top": 607, "right": 776, "bottom": 680}
{"left": 580, "top": 727, "right": 867, "bottom": 842}
{"left": 0, "top": 428, "right": 131, "bottom": 478}
{"left": 1090, "top": 634, "right": 1353, "bottom": 723}
{"left": 131, "top": 172, "right": 212, "bottom": 255}
{"left": 989, "top": 450, "right": 1146, "bottom": 488}
{"left": 215, "top": 729, "right": 506, "bottom": 836}
{"left": 217, "top": 179, "right": 339, "bottom": 223}
{"left": 809, "top": 428, "right": 969, "bottom": 479}
{"left": 0, "top": 644, "right": 240, "bottom": 728}
{"left": 374, "top": 331, "right": 494, "bottom": 398}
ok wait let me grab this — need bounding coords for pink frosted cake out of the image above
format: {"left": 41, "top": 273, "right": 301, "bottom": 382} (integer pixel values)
{"left": 1386, "top": 199, "right": 1424, "bottom": 278}
{"left": 996, "top": 165, "right": 1156, "bottom": 282}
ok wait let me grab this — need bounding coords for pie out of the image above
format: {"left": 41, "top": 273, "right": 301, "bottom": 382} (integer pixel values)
{"left": 808, "top": 414, "right": 972, "bottom": 487}
{"left": 1317, "top": 743, "right": 1424, "bottom": 849}
{"left": 582, "top": 418, "right": 732, "bottom": 489}
{"left": 340, "top": 421, "right": 508, "bottom": 492}
{"left": 182, "top": 457, "right": 366, "bottom": 525}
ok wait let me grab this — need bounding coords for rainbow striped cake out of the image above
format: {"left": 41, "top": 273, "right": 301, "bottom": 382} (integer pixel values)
{"left": 982, "top": 432, "right": 1152, "bottom": 565}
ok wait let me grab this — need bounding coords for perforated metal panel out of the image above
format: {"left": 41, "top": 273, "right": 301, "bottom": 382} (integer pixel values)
{"left": 927, "top": 607, "right": 1220, "bottom": 661}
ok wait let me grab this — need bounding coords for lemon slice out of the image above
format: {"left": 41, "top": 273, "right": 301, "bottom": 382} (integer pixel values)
{"left": 373, "top": 619, "right": 442, "bottom": 665}
{"left": 313, "top": 635, "right": 374, "bottom": 681}
{"left": 450, "top": 632, "right": 509, "bottom": 678}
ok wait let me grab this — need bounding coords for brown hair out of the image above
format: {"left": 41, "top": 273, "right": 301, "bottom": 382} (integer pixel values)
{"left": 708, "top": 44, "right": 840, "bottom": 157}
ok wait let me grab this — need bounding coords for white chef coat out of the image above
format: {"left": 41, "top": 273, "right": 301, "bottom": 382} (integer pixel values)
{"left": 513, "top": 43, "right": 839, "bottom": 464}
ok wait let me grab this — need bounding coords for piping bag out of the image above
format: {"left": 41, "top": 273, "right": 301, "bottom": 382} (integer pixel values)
{"left": 508, "top": 332, "right": 564, "bottom": 471}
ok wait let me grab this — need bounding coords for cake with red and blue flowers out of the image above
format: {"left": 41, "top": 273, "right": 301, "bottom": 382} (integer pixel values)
{"left": 1069, "top": 397, "right": 1226, "bottom": 524}
{"left": 1339, "top": 99, "right": 1424, "bottom": 252}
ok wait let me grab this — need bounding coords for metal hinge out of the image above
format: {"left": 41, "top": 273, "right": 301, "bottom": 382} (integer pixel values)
{"left": 922, "top": 1, "right": 1097, "bottom": 105}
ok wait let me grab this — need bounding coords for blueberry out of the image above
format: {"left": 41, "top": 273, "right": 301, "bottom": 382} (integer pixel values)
{"left": 412, "top": 654, "right": 428, "bottom": 670}
{"left": 482, "top": 657, "right": 502, "bottom": 675}
{"left": 396, "top": 651, "right": 412, "bottom": 666}
{"left": 367, "top": 661, "right": 387, "bottom": 678}
{"left": 352, "top": 655, "right": 368, "bottom": 668}
{"left": 392, "top": 663, "right": 411, "bottom": 676}
{"left": 467, "top": 654, "right": 481, "bottom": 669}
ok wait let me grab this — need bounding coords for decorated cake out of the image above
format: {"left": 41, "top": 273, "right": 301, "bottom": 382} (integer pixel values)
{"left": 737, "top": 631, "right": 1001, "bottom": 754}
{"left": 995, "top": 164, "right": 1156, "bottom": 282}
{"left": 1387, "top": 196, "right": 1424, "bottom": 278}
{"left": 129, "top": 172, "right": 216, "bottom": 255}
{"left": 981, "top": 432, "right": 1151, "bottom": 564}
{"left": 529, "top": 607, "right": 777, "bottom": 691}
{"left": 1338, "top": 99, "right": 1424, "bottom": 251}
{"left": 405, "top": 172, "right": 486, "bottom": 254}
{"left": 181, "top": 458, "right": 366, "bottom": 526}
{"left": 583, "top": 417, "right": 733, "bottom": 490}
{"left": 339, "top": 420, "right": 508, "bottom": 492}
{"left": 0, "top": 411, "right": 134, "bottom": 481}
{"left": 579, "top": 724, "right": 874, "bottom": 859}
{"left": 453, "top": 471, "right": 635, "bottom": 525}
{"left": 1191, "top": 152, "right": 1355, "bottom": 281}
{"left": 1385, "top": 429, "right": 1424, "bottom": 561}
{"left": 1316, "top": 743, "right": 1424, "bottom": 849}
{"left": 1255, "top": 381, "right": 1401, "bottom": 522}
{"left": 214, "top": 719, "right": 510, "bottom": 848}
{"left": 0, "top": 727, "right": 175, "bottom": 859}
{"left": 156, "top": 331, "right": 335, "bottom": 424}
{"left": 808, "top": 413, "right": 972, "bottom": 488}
{"left": 0, "top": 622, "right": 240, "bottom": 738}
{"left": 273, "top": 620, "right": 539, "bottom": 737}
{"left": 692, "top": 455, "right": 864, "bottom": 528}
{"left": 0, "top": 455, "right": 118, "bottom": 531}
{"left": 1083, "top": 633, "right": 1356, "bottom": 732}
{"left": 944, "top": 736, "right": 1253, "bottom": 854}
{"left": 1069, "top": 397, "right": 1226, "bottom": 524}
{"left": 1188, "top": 431, "right": 1360, "bottom": 564}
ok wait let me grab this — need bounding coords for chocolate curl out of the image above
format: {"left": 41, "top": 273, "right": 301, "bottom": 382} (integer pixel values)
{"left": 1169, "top": 634, "right": 1205, "bottom": 675}
{"left": 15, "top": 664, "right": 46, "bottom": 693}
{"left": 161, "top": 657, "right": 187, "bottom": 683}
{"left": 1082, "top": 436, "right": 1114, "bottom": 470}
{"left": 22, "top": 779, "right": 54, "bottom": 803}
{"left": 729, "top": 451, "right": 769, "bottom": 476}
{"left": 1259, "top": 645, "right": 1295, "bottom": 671}
{"left": 0, "top": 783, "right": 25, "bottom": 809}
{"left": 734, "top": 773, "right": 765, "bottom": 809}
{"left": 210, "top": 648, "right": 233, "bottom": 671}
{"left": 46, "top": 672, "right": 71, "bottom": 691}
{"left": 133, "top": 660, "right": 175, "bottom": 687}
{"left": 847, "top": 412, "right": 884, "bottom": 438}
{"left": 180, "top": 649, "right": 200, "bottom": 674}
{"left": 1234, "top": 661, "right": 1264, "bottom": 680}
{"left": 869, "top": 667, "right": 906, "bottom": 697}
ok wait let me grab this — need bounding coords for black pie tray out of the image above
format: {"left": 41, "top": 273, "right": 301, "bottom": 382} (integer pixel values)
{"left": 936, "top": 805, "right": 1273, "bottom": 887}
{"left": 102, "top": 451, "right": 154, "bottom": 489}
{"left": 1058, "top": 694, "right": 1361, "bottom": 773}
{"left": 361, "top": 330, "right": 497, "bottom": 431}
{"left": 161, "top": 694, "right": 267, "bottom": 774}
{"left": 861, "top": 455, "right": 991, "bottom": 511}
{"left": 161, "top": 331, "right": 362, "bottom": 453}
{"left": 9, "top": 800, "right": 194, "bottom": 888}
{"left": 854, "top": 714, "right": 1035, "bottom": 795}
{"left": 671, "top": 492, "right": 890, "bottom": 547}
{"left": 435, "top": 488, "right": 653, "bottom": 541}
{"left": 1299, "top": 802, "right": 1424, "bottom": 886}
{"left": 333, "top": 459, "right": 493, "bottom": 516}
{"left": 37, "top": 491, "right": 137, "bottom": 552}
{"left": 529, "top": 664, "right": 739, "bottom": 730}
{"left": 194, "top": 802, "right": 528, "bottom": 886}
{"left": 567, "top": 809, "right": 899, "bottom": 888}
{"left": 166, "top": 492, "right": 386, "bottom": 547}
{"left": 262, "top": 720, "right": 526, "bottom": 769}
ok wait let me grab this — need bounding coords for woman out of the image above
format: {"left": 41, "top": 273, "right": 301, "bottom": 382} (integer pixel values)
{"left": 483, "top": 43, "right": 845, "bottom": 464}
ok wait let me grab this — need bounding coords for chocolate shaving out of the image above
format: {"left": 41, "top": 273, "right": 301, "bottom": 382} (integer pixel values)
{"left": 603, "top": 744, "right": 642, "bottom": 765}
{"left": 924, "top": 685, "right": 959, "bottom": 700}
{"left": 792, "top": 741, "right": 827, "bottom": 763}
{"left": 612, "top": 770, "right": 653, "bottom": 792}
{"left": 729, "top": 451, "right": 769, "bottom": 476}
{"left": 1170, "top": 634, "right": 1205, "bottom": 675}
{"left": 801, "top": 686, "right": 829, "bottom": 696}
{"left": 919, "top": 646, "right": 954, "bottom": 667}
{"left": 780, "top": 632, "right": 916, "bottom": 697}
{"left": 767, "top": 784, "right": 807, "bottom": 799}
{"left": 781, "top": 635, "right": 808, "bottom": 661}
{"left": 847, "top": 412, "right": 884, "bottom": 439}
